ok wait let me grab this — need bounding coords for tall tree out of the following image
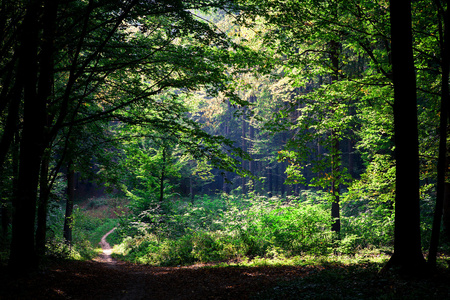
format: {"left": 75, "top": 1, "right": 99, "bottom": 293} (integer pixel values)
{"left": 385, "top": 0, "right": 426, "bottom": 272}
{"left": 428, "top": 0, "right": 450, "bottom": 268}
{"left": 9, "top": 0, "right": 56, "bottom": 273}
{"left": 2, "top": 0, "right": 254, "bottom": 273}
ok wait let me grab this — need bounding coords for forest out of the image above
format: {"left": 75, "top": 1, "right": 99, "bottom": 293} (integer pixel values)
{"left": 1, "top": 0, "right": 450, "bottom": 298}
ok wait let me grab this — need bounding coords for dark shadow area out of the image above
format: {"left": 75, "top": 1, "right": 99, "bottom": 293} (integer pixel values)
{"left": 1, "top": 259, "right": 449, "bottom": 299}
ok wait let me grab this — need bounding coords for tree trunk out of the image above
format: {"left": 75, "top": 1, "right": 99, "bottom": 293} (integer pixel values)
{"left": 0, "top": 87, "right": 21, "bottom": 171}
{"left": 428, "top": 2, "right": 450, "bottom": 268}
{"left": 443, "top": 183, "right": 450, "bottom": 240}
{"left": 190, "top": 174, "right": 194, "bottom": 203}
{"left": 35, "top": 0, "right": 57, "bottom": 259}
{"left": 160, "top": 148, "right": 166, "bottom": 205}
{"left": 249, "top": 109, "right": 255, "bottom": 193}
{"left": 268, "top": 167, "right": 273, "bottom": 197}
{"left": 8, "top": 0, "right": 43, "bottom": 273}
{"left": 330, "top": 40, "right": 341, "bottom": 233}
{"left": 242, "top": 110, "right": 247, "bottom": 195}
{"left": 384, "top": 0, "right": 426, "bottom": 273}
{"left": 331, "top": 131, "right": 341, "bottom": 233}
{"left": 63, "top": 161, "right": 75, "bottom": 245}
{"left": 36, "top": 153, "right": 50, "bottom": 258}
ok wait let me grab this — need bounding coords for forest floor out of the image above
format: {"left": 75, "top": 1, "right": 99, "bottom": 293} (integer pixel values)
{"left": 1, "top": 230, "right": 450, "bottom": 299}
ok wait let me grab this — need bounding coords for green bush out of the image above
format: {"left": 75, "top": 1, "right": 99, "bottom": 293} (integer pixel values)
{"left": 236, "top": 201, "right": 334, "bottom": 256}
{"left": 340, "top": 205, "right": 394, "bottom": 250}
{"left": 115, "top": 193, "right": 347, "bottom": 266}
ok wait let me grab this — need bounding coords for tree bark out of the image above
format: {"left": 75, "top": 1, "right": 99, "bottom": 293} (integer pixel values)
{"left": 36, "top": 153, "right": 50, "bottom": 258}
{"left": 63, "top": 161, "right": 75, "bottom": 245}
{"left": 249, "top": 101, "right": 255, "bottom": 193}
{"left": 35, "top": 0, "right": 57, "bottom": 259}
{"left": 331, "top": 131, "right": 341, "bottom": 233}
{"left": 428, "top": 0, "right": 450, "bottom": 268}
{"left": 443, "top": 183, "right": 450, "bottom": 240}
{"left": 384, "top": 0, "right": 426, "bottom": 273}
{"left": 330, "top": 40, "right": 341, "bottom": 233}
{"left": 9, "top": 0, "right": 42, "bottom": 273}
{"left": 159, "top": 148, "right": 166, "bottom": 205}
{"left": 242, "top": 111, "right": 247, "bottom": 195}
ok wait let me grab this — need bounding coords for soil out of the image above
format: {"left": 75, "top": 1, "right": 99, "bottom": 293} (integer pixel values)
{"left": 4, "top": 230, "right": 449, "bottom": 299}
{"left": 0, "top": 230, "right": 317, "bottom": 300}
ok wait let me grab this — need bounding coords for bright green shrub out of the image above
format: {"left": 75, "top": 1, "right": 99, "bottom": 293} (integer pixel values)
{"left": 340, "top": 205, "right": 394, "bottom": 250}
{"left": 236, "top": 201, "right": 334, "bottom": 257}
{"left": 115, "top": 194, "right": 341, "bottom": 265}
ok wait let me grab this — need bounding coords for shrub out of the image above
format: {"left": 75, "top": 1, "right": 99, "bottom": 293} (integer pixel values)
{"left": 115, "top": 193, "right": 341, "bottom": 266}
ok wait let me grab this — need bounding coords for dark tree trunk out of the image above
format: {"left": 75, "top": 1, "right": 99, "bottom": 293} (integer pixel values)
{"left": 190, "top": 174, "right": 194, "bottom": 203}
{"left": 35, "top": 0, "right": 57, "bottom": 259}
{"left": 331, "top": 131, "right": 341, "bottom": 233}
{"left": 428, "top": 1, "right": 450, "bottom": 268}
{"left": 159, "top": 148, "right": 166, "bottom": 205}
{"left": 443, "top": 183, "right": 450, "bottom": 240}
{"left": 330, "top": 40, "right": 341, "bottom": 233}
{"left": 249, "top": 118, "right": 255, "bottom": 191}
{"left": 384, "top": 0, "right": 426, "bottom": 273}
{"left": 242, "top": 112, "right": 247, "bottom": 195}
{"left": 268, "top": 167, "right": 273, "bottom": 196}
{"left": 63, "top": 161, "right": 75, "bottom": 245}
{"left": 36, "top": 154, "right": 50, "bottom": 258}
{"left": 9, "top": 0, "right": 42, "bottom": 273}
{"left": 0, "top": 87, "right": 21, "bottom": 170}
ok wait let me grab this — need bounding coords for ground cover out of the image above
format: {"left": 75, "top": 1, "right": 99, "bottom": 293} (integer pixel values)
{"left": 1, "top": 255, "right": 449, "bottom": 299}
{"left": 2, "top": 194, "right": 449, "bottom": 299}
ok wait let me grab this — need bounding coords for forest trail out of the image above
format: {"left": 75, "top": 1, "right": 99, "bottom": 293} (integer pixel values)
{"left": 0, "top": 228, "right": 319, "bottom": 299}
{"left": 0, "top": 257, "right": 317, "bottom": 299}
{"left": 94, "top": 227, "right": 116, "bottom": 265}
{"left": 2, "top": 230, "right": 450, "bottom": 299}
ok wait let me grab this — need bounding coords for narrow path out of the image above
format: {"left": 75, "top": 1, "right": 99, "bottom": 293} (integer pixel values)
{"left": 95, "top": 227, "right": 116, "bottom": 265}
{"left": 96, "top": 227, "right": 148, "bottom": 299}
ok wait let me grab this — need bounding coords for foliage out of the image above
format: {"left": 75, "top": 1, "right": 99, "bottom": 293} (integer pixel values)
{"left": 1, "top": 0, "right": 449, "bottom": 274}
{"left": 43, "top": 197, "right": 120, "bottom": 261}
{"left": 113, "top": 192, "right": 396, "bottom": 266}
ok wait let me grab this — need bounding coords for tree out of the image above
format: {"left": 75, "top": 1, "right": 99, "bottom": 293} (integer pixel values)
{"left": 2, "top": 0, "right": 254, "bottom": 273}
{"left": 428, "top": 0, "right": 450, "bottom": 268}
{"left": 237, "top": 0, "right": 445, "bottom": 265}
{"left": 384, "top": 0, "right": 426, "bottom": 272}
{"left": 9, "top": 0, "right": 57, "bottom": 273}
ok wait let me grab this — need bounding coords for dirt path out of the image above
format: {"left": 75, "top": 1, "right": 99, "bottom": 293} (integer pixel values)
{"left": 0, "top": 259, "right": 314, "bottom": 299}
{"left": 2, "top": 230, "right": 450, "bottom": 299}
{"left": 94, "top": 227, "right": 116, "bottom": 265}
{"left": 0, "top": 230, "right": 318, "bottom": 299}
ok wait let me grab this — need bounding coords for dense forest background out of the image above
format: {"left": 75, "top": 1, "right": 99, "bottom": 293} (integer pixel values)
{"left": 1, "top": 0, "right": 450, "bottom": 278}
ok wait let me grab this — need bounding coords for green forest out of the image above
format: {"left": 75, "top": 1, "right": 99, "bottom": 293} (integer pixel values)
{"left": 1, "top": 0, "right": 450, "bottom": 298}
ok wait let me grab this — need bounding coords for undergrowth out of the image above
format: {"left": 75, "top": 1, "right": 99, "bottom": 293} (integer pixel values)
{"left": 112, "top": 191, "right": 397, "bottom": 266}
{"left": 44, "top": 196, "right": 122, "bottom": 260}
